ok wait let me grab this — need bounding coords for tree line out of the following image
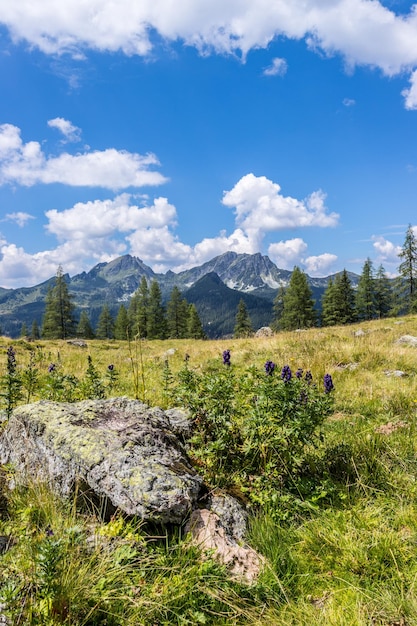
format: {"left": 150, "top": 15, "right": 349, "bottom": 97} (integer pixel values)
{"left": 19, "top": 224, "right": 417, "bottom": 340}
{"left": 36, "top": 272, "right": 206, "bottom": 341}
{"left": 268, "top": 224, "right": 417, "bottom": 331}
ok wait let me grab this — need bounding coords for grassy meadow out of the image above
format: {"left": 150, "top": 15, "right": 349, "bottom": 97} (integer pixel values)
{"left": 1, "top": 315, "right": 417, "bottom": 624}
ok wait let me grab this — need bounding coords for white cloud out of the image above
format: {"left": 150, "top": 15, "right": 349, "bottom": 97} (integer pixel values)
{"left": 222, "top": 173, "right": 338, "bottom": 250}
{"left": 0, "top": 241, "right": 100, "bottom": 288}
{"left": 0, "top": 168, "right": 342, "bottom": 286}
{"left": 268, "top": 238, "right": 308, "bottom": 270}
{"left": 263, "top": 57, "right": 287, "bottom": 77}
{"left": 268, "top": 238, "right": 337, "bottom": 275}
{"left": 5, "top": 212, "right": 35, "bottom": 227}
{"left": 46, "top": 194, "right": 177, "bottom": 240}
{"left": 0, "top": 123, "right": 167, "bottom": 190}
{"left": 343, "top": 97, "right": 356, "bottom": 107}
{"left": 47, "top": 117, "right": 81, "bottom": 142}
{"left": 402, "top": 69, "right": 417, "bottom": 109}
{"left": 1, "top": 1, "right": 417, "bottom": 80}
{"left": 303, "top": 253, "right": 338, "bottom": 276}
{"left": 372, "top": 234, "right": 402, "bottom": 262}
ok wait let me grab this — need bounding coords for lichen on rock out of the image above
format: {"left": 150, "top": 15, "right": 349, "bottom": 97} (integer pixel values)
{"left": 0, "top": 397, "right": 203, "bottom": 524}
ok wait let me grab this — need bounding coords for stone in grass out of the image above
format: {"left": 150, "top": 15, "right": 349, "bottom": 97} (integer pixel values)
{"left": 384, "top": 370, "right": 407, "bottom": 377}
{"left": 0, "top": 397, "right": 203, "bottom": 524}
{"left": 395, "top": 335, "right": 417, "bottom": 347}
{"left": 186, "top": 507, "right": 264, "bottom": 585}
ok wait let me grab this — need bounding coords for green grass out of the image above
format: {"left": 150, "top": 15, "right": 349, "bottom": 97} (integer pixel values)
{"left": 1, "top": 315, "right": 417, "bottom": 624}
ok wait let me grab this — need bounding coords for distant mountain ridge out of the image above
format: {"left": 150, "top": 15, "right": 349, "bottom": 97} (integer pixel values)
{"left": 0, "top": 252, "right": 360, "bottom": 338}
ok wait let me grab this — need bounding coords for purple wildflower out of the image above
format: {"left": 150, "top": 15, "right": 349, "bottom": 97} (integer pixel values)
{"left": 324, "top": 373, "right": 334, "bottom": 394}
{"left": 222, "top": 350, "right": 231, "bottom": 367}
{"left": 264, "top": 360, "right": 275, "bottom": 375}
{"left": 48, "top": 363, "right": 56, "bottom": 373}
{"left": 281, "top": 364, "right": 292, "bottom": 383}
{"left": 295, "top": 368, "right": 303, "bottom": 379}
{"left": 6, "top": 346, "right": 16, "bottom": 365}
{"left": 305, "top": 370, "right": 313, "bottom": 384}
{"left": 108, "top": 364, "right": 114, "bottom": 371}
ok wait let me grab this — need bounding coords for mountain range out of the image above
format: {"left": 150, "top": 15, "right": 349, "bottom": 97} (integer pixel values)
{"left": 0, "top": 252, "right": 360, "bottom": 338}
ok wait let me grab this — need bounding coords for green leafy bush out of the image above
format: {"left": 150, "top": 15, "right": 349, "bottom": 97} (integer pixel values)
{"left": 175, "top": 356, "right": 334, "bottom": 516}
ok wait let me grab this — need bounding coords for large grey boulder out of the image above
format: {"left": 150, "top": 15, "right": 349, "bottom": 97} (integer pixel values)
{"left": 0, "top": 398, "right": 203, "bottom": 524}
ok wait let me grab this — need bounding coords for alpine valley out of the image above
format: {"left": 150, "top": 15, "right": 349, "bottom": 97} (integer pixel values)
{"left": 0, "top": 252, "right": 360, "bottom": 338}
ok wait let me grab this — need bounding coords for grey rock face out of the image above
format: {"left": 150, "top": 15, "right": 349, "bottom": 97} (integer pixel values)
{"left": 0, "top": 398, "right": 203, "bottom": 524}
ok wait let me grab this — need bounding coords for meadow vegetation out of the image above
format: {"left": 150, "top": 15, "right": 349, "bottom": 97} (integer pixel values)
{"left": 1, "top": 315, "right": 417, "bottom": 624}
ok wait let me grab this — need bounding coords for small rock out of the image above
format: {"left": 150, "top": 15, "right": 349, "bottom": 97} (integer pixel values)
{"left": 186, "top": 509, "right": 264, "bottom": 584}
{"left": 208, "top": 493, "right": 248, "bottom": 541}
{"left": 67, "top": 339, "right": 88, "bottom": 347}
{"left": 255, "top": 327, "right": 274, "bottom": 338}
{"left": 384, "top": 370, "right": 407, "bottom": 377}
{"left": 354, "top": 329, "right": 366, "bottom": 337}
{"left": 395, "top": 335, "right": 417, "bottom": 347}
{"left": 163, "top": 348, "right": 176, "bottom": 358}
{"left": 375, "top": 421, "right": 409, "bottom": 435}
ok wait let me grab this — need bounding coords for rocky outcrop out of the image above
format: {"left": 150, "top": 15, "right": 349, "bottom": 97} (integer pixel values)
{"left": 0, "top": 398, "right": 266, "bottom": 582}
{"left": 0, "top": 398, "right": 203, "bottom": 524}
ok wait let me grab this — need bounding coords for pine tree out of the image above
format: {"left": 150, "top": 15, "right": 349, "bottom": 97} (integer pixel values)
{"left": 187, "top": 304, "right": 206, "bottom": 339}
{"left": 114, "top": 304, "right": 131, "bottom": 340}
{"left": 96, "top": 304, "right": 114, "bottom": 339}
{"left": 129, "top": 276, "right": 149, "bottom": 338}
{"left": 166, "top": 286, "right": 189, "bottom": 339}
{"left": 20, "top": 322, "right": 28, "bottom": 338}
{"left": 321, "top": 278, "right": 338, "bottom": 326}
{"left": 76, "top": 310, "right": 95, "bottom": 338}
{"left": 355, "top": 258, "right": 376, "bottom": 321}
{"left": 271, "top": 286, "right": 286, "bottom": 331}
{"left": 31, "top": 319, "right": 40, "bottom": 340}
{"left": 42, "top": 266, "right": 76, "bottom": 339}
{"left": 398, "top": 224, "right": 417, "bottom": 313}
{"left": 374, "top": 265, "right": 392, "bottom": 319}
{"left": 233, "top": 299, "right": 254, "bottom": 338}
{"left": 333, "top": 269, "right": 356, "bottom": 325}
{"left": 147, "top": 280, "right": 166, "bottom": 339}
{"left": 279, "top": 267, "right": 316, "bottom": 331}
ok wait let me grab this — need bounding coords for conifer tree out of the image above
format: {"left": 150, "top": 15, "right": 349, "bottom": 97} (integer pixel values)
{"left": 31, "top": 319, "right": 40, "bottom": 340}
{"left": 166, "top": 286, "right": 189, "bottom": 339}
{"left": 76, "top": 310, "right": 95, "bottom": 338}
{"left": 42, "top": 266, "right": 76, "bottom": 339}
{"left": 398, "top": 224, "right": 417, "bottom": 313}
{"left": 321, "top": 278, "right": 338, "bottom": 326}
{"left": 96, "top": 304, "right": 114, "bottom": 339}
{"left": 233, "top": 299, "right": 254, "bottom": 338}
{"left": 129, "top": 276, "right": 149, "bottom": 338}
{"left": 279, "top": 267, "right": 316, "bottom": 331}
{"left": 355, "top": 258, "right": 376, "bottom": 321}
{"left": 147, "top": 280, "right": 166, "bottom": 339}
{"left": 271, "top": 286, "right": 286, "bottom": 331}
{"left": 187, "top": 304, "right": 206, "bottom": 339}
{"left": 114, "top": 304, "right": 131, "bottom": 340}
{"left": 20, "top": 322, "right": 28, "bottom": 338}
{"left": 374, "top": 265, "right": 392, "bottom": 319}
{"left": 333, "top": 269, "right": 356, "bottom": 325}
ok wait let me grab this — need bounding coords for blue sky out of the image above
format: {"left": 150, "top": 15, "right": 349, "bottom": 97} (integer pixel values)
{"left": 0, "top": 1, "right": 417, "bottom": 288}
